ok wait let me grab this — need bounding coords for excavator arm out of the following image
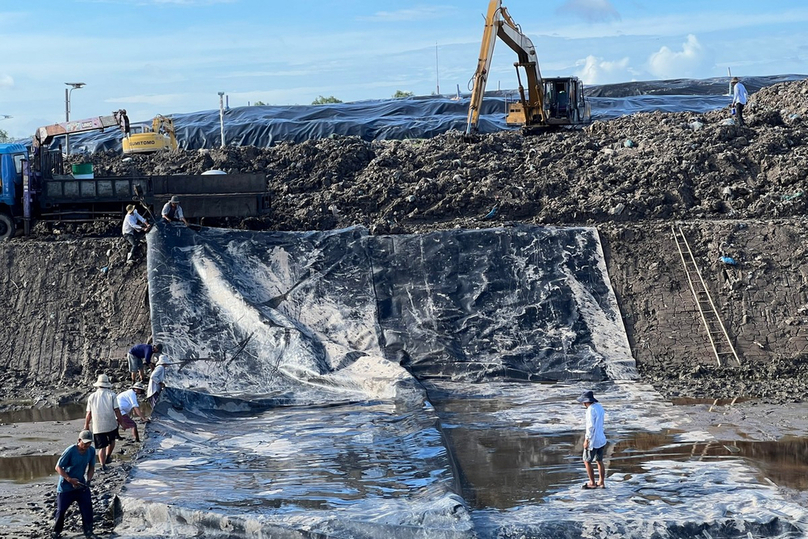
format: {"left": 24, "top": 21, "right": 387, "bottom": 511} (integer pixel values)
{"left": 466, "top": 0, "right": 502, "bottom": 135}
{"left": 466, "top": 1, "right": 588, "bottom": 134}
{"left": 466, "top": 1, "right": 545, "bottom": 135}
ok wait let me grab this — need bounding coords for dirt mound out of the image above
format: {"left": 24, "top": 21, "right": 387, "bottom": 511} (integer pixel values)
{"left": 68, "top": 79, "right": 806, "bottom": 238}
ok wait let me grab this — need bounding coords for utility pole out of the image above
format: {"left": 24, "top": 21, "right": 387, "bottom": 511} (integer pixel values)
{"left": 64, "top": 82, "right": 85, "bottom": 155}
{"left": 435, "top": 43, "right": 440, "bottom": 96}
{"left": 218, "top": 92, "right": 225, "bottom": 148}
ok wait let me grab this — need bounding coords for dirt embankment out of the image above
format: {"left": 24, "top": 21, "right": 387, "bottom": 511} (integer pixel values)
{"left": 4, "top": 78, "right": 808, "bottom": 405}
{"left": 2, "top": 78, "right": 808, "bottom": 539}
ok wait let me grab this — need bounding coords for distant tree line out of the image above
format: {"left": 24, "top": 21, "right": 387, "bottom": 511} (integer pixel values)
{"left": 250, "top": 90, "right": 414, "bottom": 107}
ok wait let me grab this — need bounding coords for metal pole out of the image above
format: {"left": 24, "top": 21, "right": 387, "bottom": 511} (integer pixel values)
{"left": 65, "top": 88, "right": 70, "bottom": 155}
{"left": 64, "top": 82, "right": 85, "bottom": 155}
{"left": 218, "top": 92, "right": 225, "bottom": 148}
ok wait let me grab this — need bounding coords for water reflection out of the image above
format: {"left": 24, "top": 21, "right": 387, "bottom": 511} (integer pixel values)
{"left": 0, "top": 455, "right": 56, "bottom": 483}
{"left": 0, "top": 403, "right": 85, "bottom": 424}
{"left": 428, "top": 381, "right": 808, "bottom": 512}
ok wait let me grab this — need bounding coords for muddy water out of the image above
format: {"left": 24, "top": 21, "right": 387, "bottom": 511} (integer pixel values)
{"left": 0, "top": 455, "right": 57, "bottom": 483}
{"left": 425, "top": 378, "right": 808, "bottom": 536}
{"left": 0, "top": 402, "right": 85, "bottom": 424}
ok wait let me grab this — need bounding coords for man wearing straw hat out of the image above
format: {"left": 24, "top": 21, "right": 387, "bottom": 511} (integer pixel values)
{"left": 161, "top": 195, "right": 188, "bottom": 226}
{"left": 117, "top": 381, "right": 150, "bottom": 443}
{"left": 121, "top": 203, "right": 151, "bottom": 262}
{"left": 83, "top": 374, "right": 123, "bottom": 470}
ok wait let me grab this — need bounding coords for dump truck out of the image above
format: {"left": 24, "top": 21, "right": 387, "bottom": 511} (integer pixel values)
{"left": 466, "top": 0, "right": 591, "bottom": 134}
{"left": 0, "top": 140, "right": 270, "bottom": 240}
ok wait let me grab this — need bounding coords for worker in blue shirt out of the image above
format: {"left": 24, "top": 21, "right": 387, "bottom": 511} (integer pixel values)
{"left": 127, "top": 342, "right": 162, "bottom": 384}
{"left": 53, "top": 430, "right": 96, "bottom": 538}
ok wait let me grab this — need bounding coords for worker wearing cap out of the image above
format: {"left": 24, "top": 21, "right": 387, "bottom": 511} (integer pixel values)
{"left": 121, "top": 203, "right": 151, "bottom": 262}
{"left": 161, "top": 195, "right": 188, "bottom": 226}
{"left": 53, "top": 429, "right": 96, "bottom": 538}
{"left": 577, "top": 390, "right": 607, "bottom": 489}
{"left": 731, "top": 77, "right": 749, "bottom": 128}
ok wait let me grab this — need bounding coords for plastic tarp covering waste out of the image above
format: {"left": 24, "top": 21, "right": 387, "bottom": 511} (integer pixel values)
{"left": 112, "top": 224, "right": 808, "bottom": 538}
{"left": 61, "top": 75, "right": 806, "bottom": 154}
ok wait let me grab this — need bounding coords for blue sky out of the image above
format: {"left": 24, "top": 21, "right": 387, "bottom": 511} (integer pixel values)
{"left": 1, "top": 0, "right": 807, "bottom": 138}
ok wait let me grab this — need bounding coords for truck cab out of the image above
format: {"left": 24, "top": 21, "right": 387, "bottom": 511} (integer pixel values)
{"left": 0, "top": 143, "right": 27, "bottom": 239}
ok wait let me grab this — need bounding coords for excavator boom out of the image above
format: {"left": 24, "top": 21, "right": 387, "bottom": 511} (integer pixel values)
{"left": 466, "top": 1, "right": 590, "bottom": 134}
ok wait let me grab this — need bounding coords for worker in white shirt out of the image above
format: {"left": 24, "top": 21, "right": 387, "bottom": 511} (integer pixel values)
{"left": 731, "top": 77, "right": 749, "bottom": 128}
{"left": 122, "top": 204, "right": 151, "bottom": 262}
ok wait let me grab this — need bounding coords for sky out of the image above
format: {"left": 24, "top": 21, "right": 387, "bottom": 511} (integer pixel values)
{"left": 1, "top": 0, "right": 807, "bottom": 138}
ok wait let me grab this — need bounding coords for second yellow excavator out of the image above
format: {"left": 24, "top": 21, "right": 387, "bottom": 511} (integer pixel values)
{"left": 466, "top": 0, "right": 591, "bottom": 135}
{"left": 122, "top": 115, "right": 178, "bottom": 154}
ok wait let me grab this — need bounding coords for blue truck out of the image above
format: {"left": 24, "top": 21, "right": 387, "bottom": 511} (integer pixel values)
{"left": 0, "top": 141, "right": 270, "bottom": 241}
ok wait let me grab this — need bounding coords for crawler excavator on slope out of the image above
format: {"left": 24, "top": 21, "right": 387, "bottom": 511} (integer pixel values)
{"left": 466, "top": 0, "right": 591, "bottom": 135}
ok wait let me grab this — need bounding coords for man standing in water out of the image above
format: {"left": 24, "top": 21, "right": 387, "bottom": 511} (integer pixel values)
{"left": 53, "top": 429, "right": 96, "bottom": 538}
{"left": 577, "top": 390, "right": 606, "bottom": 489}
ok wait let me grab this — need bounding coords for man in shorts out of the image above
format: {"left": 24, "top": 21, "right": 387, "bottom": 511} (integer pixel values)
{"left": 84, "top": 374, "right": 123, "bottom": 470}
{"left": 127, "top": 343, "right": 162, "bottom": 384}
{"left": 117, "top": 381, "right": 150, "bottom": 443}
{"left": 577, "top": 390, "right": 607, "bottom": 489}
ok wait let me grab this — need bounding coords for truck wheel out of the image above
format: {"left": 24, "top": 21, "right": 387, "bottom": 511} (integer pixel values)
{"left": 0, "top": 213, "right": 16, "bottom": 241}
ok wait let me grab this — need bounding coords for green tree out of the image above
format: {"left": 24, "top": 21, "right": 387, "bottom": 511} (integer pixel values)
{"left": 393, "top": 90, "right": 414, "bottom": 98}
{"left": 253, "top": 100, "right": 266, "bottom": 106}
{"left": 0, "top": 128, "right": 10, "bottom": 143}
{"left": 312, "top": 95, "right": 342, "bottom": 105}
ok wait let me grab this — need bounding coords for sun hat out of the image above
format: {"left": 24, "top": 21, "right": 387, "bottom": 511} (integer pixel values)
{"left": 576, "top": 390, "right": 598, "bottom": 404}
{"left": 93, "top": 374, "right": 113, "bottom": 388}
{"left": 169, "top": 195, "right": 180, "bottom": 204}
{"left": 731, "top": 77, "right": 739, "bottom": 83}
{"left": 79, "top": 430, "right": 94, "bottom": 443}
{"left": 126, "top": 204, "right": 136, "bottom": 212}
{"left": 132, "top": 381, "right": 146, "bottom": 391}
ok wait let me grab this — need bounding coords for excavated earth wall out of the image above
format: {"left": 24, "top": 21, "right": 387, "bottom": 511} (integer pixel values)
{"left": 3, "top": 77, "right": 806, "bottom": 405}
{"left": 2, "top": 78, "right": 808, "bottom": 538}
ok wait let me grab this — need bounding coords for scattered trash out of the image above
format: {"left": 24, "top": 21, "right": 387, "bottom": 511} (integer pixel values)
{"left": 482, "top": 206, "right": 498, "bottom": 220}
{"left": 720, "top": 256, "right": 737, "bottom": 266}
{"left": 781, "top": 191, "right": 803, "bottom": 201}
{"left": 623, "top": 139, "right": 635, "bottom": 148}
{"left": 100, "top": 266, "right": 109, "bottom": 274}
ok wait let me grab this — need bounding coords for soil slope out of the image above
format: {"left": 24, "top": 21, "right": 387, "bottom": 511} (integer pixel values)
{"left": 2, "top": 78, "right": 808, "bottom": 538}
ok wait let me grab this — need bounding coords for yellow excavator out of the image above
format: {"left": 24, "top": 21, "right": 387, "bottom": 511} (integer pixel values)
{"left": 466, "top": 0, "right": 591, "bottom": 135}
{"left": 122, "top": 115, "right": 178, "bottom": 154}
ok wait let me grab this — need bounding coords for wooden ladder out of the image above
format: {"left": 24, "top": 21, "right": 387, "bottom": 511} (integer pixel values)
{"left": 672, "top": 225, "right": 741, "bottom": 367}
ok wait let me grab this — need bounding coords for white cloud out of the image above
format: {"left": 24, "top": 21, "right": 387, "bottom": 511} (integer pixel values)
{"left": 0, "top": 74, "right": 14, "bottom": 88}
{"left": 556, "top": 0, "right": 620, "bottom": 23}
{"left": 361, "top": 6, "right": 456, "bottom": 23}
{"left": 575, "top": 55, "right": 634, "bottom": 85}
{"left": 105, "top": 94, "right": 185, "bottom": 107}
{"left": 647, "top": 34, "right": 708, "bottom": 79}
